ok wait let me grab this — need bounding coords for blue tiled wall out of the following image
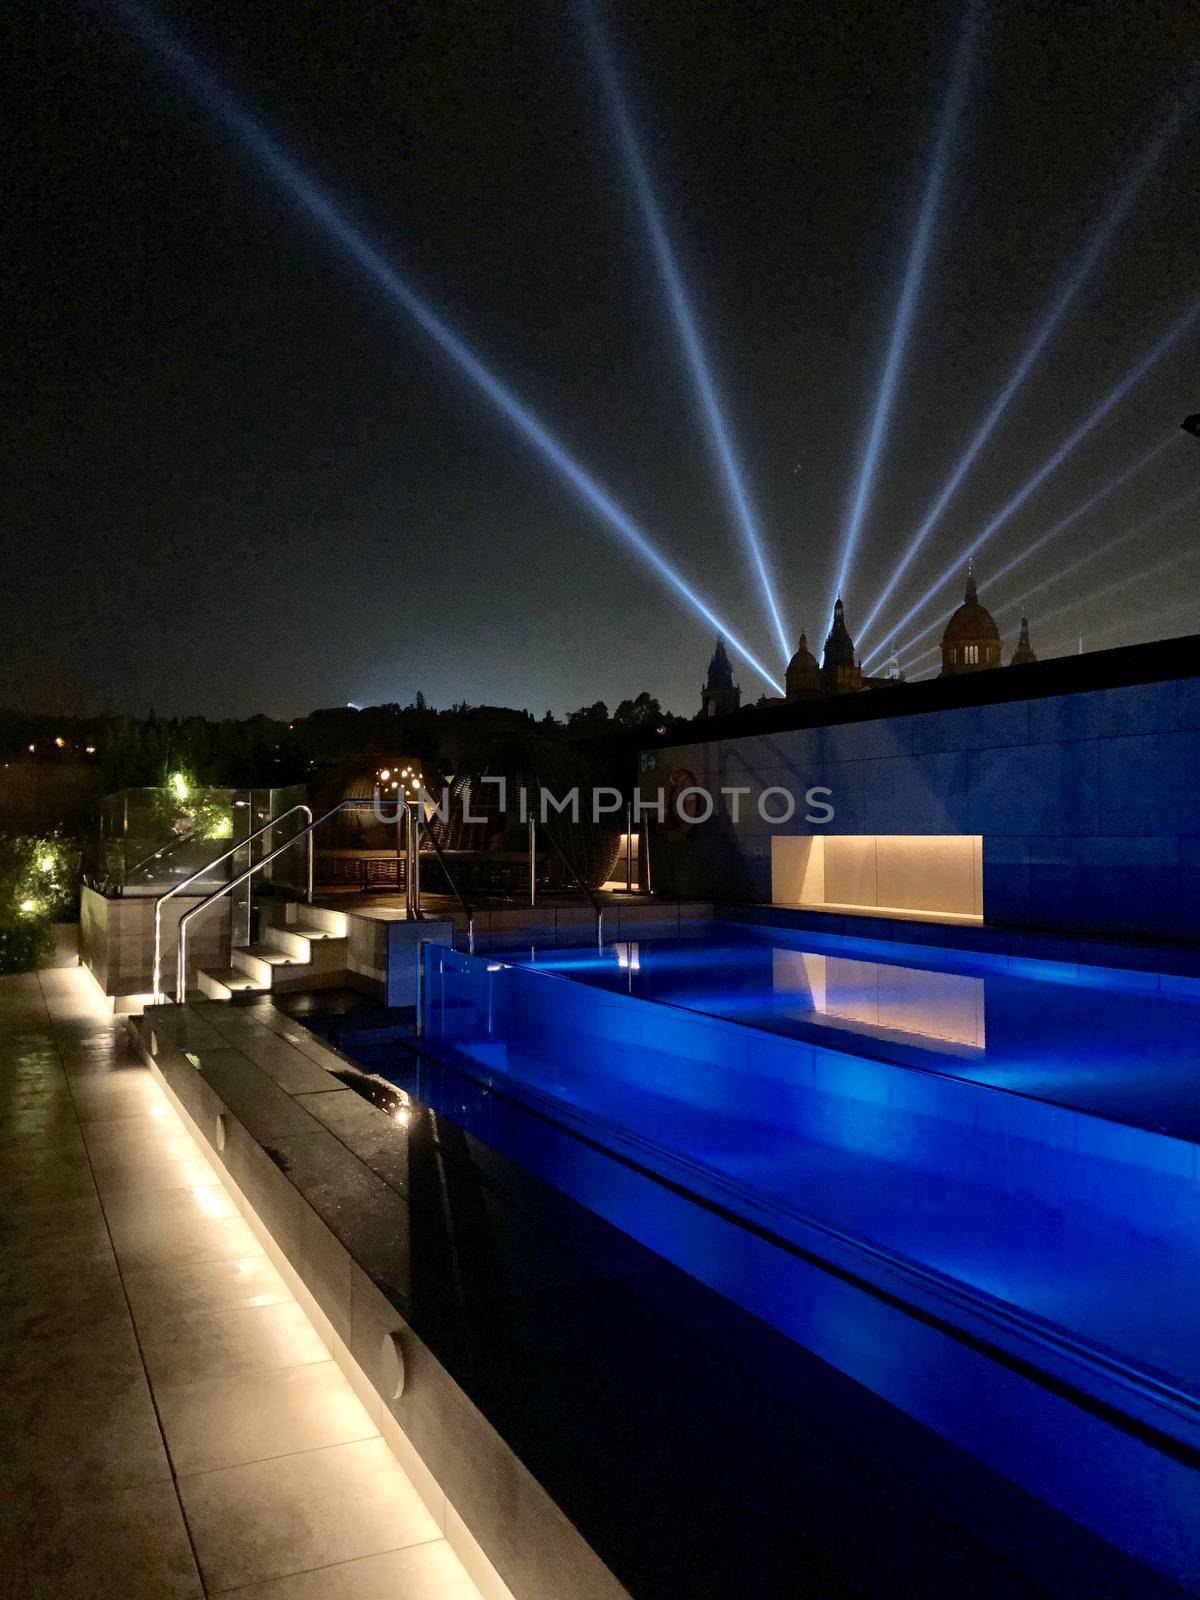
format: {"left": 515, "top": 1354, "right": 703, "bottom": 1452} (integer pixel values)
{"left": 645, "top": 675, "right": 1200, "bottom": 942}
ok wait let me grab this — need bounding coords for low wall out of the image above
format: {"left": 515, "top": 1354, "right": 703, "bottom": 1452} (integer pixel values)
{"left": 342, "top": 911, "right": 453, "bottom": 1006}
{"left": 132, "top": 1001, "right": 628, "bottom": 1600}
{"left": 81, "top": 883, "right": 230, "bottom": 1003}
{"left": 642, "top": 676, "right": 1200, "bottom": 942}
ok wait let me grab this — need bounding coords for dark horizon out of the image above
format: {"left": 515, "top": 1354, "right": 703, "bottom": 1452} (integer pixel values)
{"left": 7, "top": 0, "right": 1198, "bottom": 721}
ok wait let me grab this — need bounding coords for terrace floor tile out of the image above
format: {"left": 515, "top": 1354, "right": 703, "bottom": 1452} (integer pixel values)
{"left": 154, "top": 1358, "right": 376, "bottom": 1476}
{"left": 180, "top": 1436, "right": 441, "bottom": 1593}
{"left": 0, "top": 967, "right": 486, "bottom": 1600}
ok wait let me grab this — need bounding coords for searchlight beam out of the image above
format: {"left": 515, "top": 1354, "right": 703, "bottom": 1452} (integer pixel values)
{"left": 113, "top": 0, "right": 785, "bottom": 694}
{"left": 858, "top": 98, "right": 1188, "bottom": 656}
{"left": 581, "top": 2, "right": 791, "bottom": 664}
{"left": 867, "top": 298, "right": 1200, "bottom": 666}
{"left": 877, "top": 433, "right": 1180, "bottom": 666}
{"left": 896, "top": 483, "right": 1200, "bottom": 674}
{"left": 827, "top": 0, "right": 982, "bottom": 624}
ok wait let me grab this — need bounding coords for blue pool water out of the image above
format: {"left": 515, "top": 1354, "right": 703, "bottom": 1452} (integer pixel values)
{"left": 422, "top": 923, "right": 1200, "bottom": 1447}
{"left": 506, "top": 923, "right": 1200, "bottom": 1141}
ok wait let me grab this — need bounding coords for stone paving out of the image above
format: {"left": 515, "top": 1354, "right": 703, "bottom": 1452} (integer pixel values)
{"left": 0, "top": 964, "right": 484, "bottom": 1599}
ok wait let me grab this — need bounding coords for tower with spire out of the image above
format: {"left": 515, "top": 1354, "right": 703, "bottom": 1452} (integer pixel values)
{"left": 1010, "top": 612, "right": 1037, "bottom": 666}
{"left": 821, "top": 598, "right": 864, "bottom": 694}
{"left": 699, "top": 637, "right": 741, "bottom": 717}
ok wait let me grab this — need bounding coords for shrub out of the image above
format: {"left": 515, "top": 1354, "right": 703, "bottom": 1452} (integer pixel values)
{"left": 0, "top": 832, "right": 81, "bottom": 924}
{"left": 0, "top": 919, "right": 53, "bottom": 975}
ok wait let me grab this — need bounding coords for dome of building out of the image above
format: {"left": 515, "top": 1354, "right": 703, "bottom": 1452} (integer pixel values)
{"left": 941, "top": 572, "right": 1002, "bottom": 675}
{"left": 785, "top": 630, "right": 820, "bottom": 700}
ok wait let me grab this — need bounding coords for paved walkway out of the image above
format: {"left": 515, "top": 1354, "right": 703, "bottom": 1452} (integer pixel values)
{"left": 0, "top": 964, "right": 484, "bottom": 1599}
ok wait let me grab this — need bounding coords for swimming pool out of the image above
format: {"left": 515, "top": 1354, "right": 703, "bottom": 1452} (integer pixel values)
{"left": 503, "top": 923, "right": 1200, "bottom": 1140}
{"left": 419, "top": 921, "right": 1200, "bottom": 1453}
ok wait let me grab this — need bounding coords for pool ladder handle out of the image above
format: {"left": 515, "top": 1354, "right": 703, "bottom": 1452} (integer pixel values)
{"left": 151, "top": 802, "right": 314, "bottom": 1003}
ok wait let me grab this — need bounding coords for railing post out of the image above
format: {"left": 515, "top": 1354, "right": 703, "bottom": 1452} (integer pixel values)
{"left": 411, "top": 803, "right": 422, "bottom": 917}
{"left": 152, "top": 899, "right": 163, "bottom": 1004}
{"left": 244, "top": 827, "right": 254, "bottom": 945}
{"left": 413, "top": 804, "right": 475, "bottom": 955}
{"left": 625, "top": 805, "right": 633, "bottom": 893}
{"left": 528, "top": 817, "right": 537, "bottom": 907}
{"left": 402, "top": 805, "right": 409, "bottom": 914}
{"left": 404, "top": 803, "right": 423, "bottom": 919}
{"left": 415, "top": 938, "right": 426, "bottom": 1037}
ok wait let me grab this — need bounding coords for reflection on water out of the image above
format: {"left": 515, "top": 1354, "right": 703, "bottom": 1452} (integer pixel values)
{"left": 771, "top": 950, "right": 985, "bottom": 1051}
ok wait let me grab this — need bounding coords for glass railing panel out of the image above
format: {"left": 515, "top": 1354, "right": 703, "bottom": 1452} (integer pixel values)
{"left": 420, "top": 942, "right": 1200, "bottom": 1442}
{"left": 88, "top": 783, "right": 311, "bottom": 897}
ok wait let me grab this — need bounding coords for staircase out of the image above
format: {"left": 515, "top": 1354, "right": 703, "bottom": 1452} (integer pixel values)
{"left": 198, "top": 903, "right": 350, "bottom": 1001}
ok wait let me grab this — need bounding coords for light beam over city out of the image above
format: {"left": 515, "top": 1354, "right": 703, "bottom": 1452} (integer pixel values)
{"left": 865, "top": 297, "right": 1200, "bottom": 667}
{"left": 1028, "top": 537, "right": 1200, "bottom": 642}
{"left": 896, "top": 482, "right": 1200, "bottom": 676}
{"left": 581, "top": 1, "right": 791, "bottom": 666}
{"left": 857, "top": 96, "right": 1188, "bottom": 659}
{"left": 112, "top": 0, "right": 785, "bottom": 695}
{"left": 826, "top": 0, "right": 982, "bottom": 627}
{"left": 878, "top": 433, "right": 1181, "bottom": 667}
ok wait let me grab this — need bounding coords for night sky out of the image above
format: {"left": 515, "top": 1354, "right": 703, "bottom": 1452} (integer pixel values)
{"left": 7, "top": 0, "right": 1199, "bottom": 719}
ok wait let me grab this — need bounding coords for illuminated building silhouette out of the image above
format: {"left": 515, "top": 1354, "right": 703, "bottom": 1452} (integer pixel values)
{"left": 700, "top": 637, "right": 741, "bottom": 717}
{"left": 940, "top": 571, "right": 1002, "bottom": 676}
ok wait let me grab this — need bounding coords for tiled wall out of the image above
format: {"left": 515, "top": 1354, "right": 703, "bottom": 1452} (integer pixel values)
{"left": 80, "top": 884, "right": 230, "bottom": 997}
{"left": 642, "top": 677, "right": 1200, "bottom": 941}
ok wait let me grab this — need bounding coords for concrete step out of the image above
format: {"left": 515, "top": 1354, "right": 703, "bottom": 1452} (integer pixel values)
{"left": 198, "top": 966, "right": 265, "bottom": 1001}
{"left": 197, "top": 901, "right": 353, "bottom": 1002}
{"left": 232, "top": 943, "right": 302, "bottom": 988}
{"left": 262, "top": 924, "right": 315, "bottom": 962}
{"left": 294, "top": 906, "right": 350, "bottom": 938}
{"left": 262, "top": 922, "right": 347, "bottom": 971}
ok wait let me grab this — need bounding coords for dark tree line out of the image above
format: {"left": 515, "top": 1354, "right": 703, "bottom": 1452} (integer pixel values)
{"left": 1, "top": 692, "right": 684, "bottom": 796}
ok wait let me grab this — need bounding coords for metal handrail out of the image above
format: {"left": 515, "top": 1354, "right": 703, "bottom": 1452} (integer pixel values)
{"left": 533, "top": 815, "right": 605, "bottom": 945}
{"left": 155, "top": 802, "right": 312, "bottom": 1001}
{"left": 175, "top": 799, "right": 380, "bottom": 1002}
{"left": 413, "top": 805, "right": 476, "bottom": 952}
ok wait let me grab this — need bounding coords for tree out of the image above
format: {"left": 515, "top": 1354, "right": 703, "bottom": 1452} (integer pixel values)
{"left": 612, "top": 692, "right": 665, "bottom": 730}
{"left": 566, "top": 701, "right": 610, "bottom": 731}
